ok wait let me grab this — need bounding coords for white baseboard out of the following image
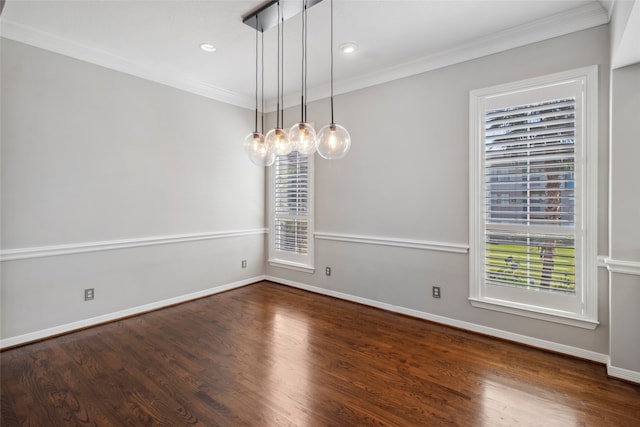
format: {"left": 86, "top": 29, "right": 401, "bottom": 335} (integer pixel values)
{"left": 264, "top": 275, "right": 609, "bottom": 365}
{"left": 607, "top": 362, "right": 640, "bottom": 384}
{"left": 0, "top": 275, "right": 266, "bottom": 349}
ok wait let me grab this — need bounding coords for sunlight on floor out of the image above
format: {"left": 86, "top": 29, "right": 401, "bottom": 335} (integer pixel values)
{"left": 267, "top": 309, "right": 312, "bottom": 424}
{"left": 480, "top": 378, "right": 578, "bottom": 426}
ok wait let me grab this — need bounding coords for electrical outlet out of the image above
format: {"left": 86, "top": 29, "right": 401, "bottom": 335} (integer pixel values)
{"left": 432, "top": 286, "right": 441, "bottom": 298}
{"left": 241, "top": 259, "right": 247, "bottom": 268}
{"left": 84, "top": 288, "right": 95, "bottom": 301}
{"left": 325, "top": 267, "right": 331, "bottom": 276}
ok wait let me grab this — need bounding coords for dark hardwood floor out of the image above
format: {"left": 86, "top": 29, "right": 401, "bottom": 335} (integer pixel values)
{"left": 1, "top": 281, "right": 639, "bottom": 426}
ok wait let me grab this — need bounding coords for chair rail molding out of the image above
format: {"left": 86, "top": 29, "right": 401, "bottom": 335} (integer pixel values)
{"left": 0, "top": 229, "right": 267, "bottom": 262}
{"left": 603, "top": 257, "right": 640, "bottom": 276}
{"left": 314, "top": 232, "right": 469, "bottom": 254}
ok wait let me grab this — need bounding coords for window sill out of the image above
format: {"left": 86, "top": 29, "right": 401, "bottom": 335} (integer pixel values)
{"left": 469, "top": 297, "right": 599, "bottom": 330}
{"left": 268, "top": 260, "right": 315, "bottom": 274}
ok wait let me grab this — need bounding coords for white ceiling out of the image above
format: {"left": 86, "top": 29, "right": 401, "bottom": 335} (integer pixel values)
{"left": 1, "top": 1, "right": 611, "bottom": 110}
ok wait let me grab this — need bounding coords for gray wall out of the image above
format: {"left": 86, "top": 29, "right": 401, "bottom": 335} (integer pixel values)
{"left": 1, "top": 39, "right": 265, "bottom": 343}
{"left": 269, "top": 25, "right": 611, "bottom": 357}
{"left": 609, "top": 62, "right": 640, "bottom": 375}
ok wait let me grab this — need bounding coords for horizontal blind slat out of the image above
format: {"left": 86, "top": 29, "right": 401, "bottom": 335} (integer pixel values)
{"left": 486, "top": 120, "right": 576, "bottom": 138}
{"left": 485, "top": 152, "right": 576, "bottom": 166}
{"left": 486, "top": 110, "right": 575, "bottom": 127}
{"left": 485, "top": 99, "right": 575, "bottom": 119}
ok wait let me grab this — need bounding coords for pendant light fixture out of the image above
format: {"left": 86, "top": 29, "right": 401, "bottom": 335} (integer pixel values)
{"left": 244, "top": 16, "right": 275, "bottom": 166}
{"left": 316, "top": 0, "right": 351, "bottom": 159}
{"left": 265, "top": 1, "right": 293, "bottom": 156}
{"left": 289, "top": 0, "right": 317, "bottom": 155}
{"left": 242, "top": 0, "right": 348, "bottom": 163}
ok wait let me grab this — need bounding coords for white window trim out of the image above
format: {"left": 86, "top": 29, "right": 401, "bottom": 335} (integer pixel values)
{"left": 268, "top": 151, "right": 315, "bottom": 273}
{"left": 469, "top": 66, "right": 599, "bottom": 330}
{"left": 267, "top": 259, "right": 315, "bottom": 274}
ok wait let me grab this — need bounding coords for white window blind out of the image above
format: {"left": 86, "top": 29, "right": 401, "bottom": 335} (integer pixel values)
{"left": 484, "top": 98, "right": 576, "bottom": 294}
{"left": 270, "top": 151, "right": 314, "bottom": 271}
{"left": 469, "top": 66, "right": 598, "bottom": 329}
{"left": 274, "top": 151, "right": 309, "bottom": 254}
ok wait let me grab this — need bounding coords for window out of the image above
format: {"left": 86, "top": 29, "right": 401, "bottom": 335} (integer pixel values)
{"left": 269, "top": 150, "right": 314, "bottom": 272}
{"left": 469, "top": 66, "right": 598, "bottom": 329}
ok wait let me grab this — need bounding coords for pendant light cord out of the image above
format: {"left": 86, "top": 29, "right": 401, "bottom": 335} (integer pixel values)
{"left": 276, "top": 1, "right": 281, "bottom": 129}
{"left": 254, "top": 15, "right": 259, "bottom": 133}
{"left": 300, "top": 0, "right": 309, "bottom": 123}
{"left": 280, "top": 7, "right": 285, "bottom": 129}
{"left": 300, "top": 0, "right": 305, "bottom": 123}
{"left": 330, "top": 0, "right": 335, "bottom": 125}
{"left": 304, "top": 0, "right": 309, "bottom": 123}
{"left": 261, "top": 23, "right": 265, "bottom": 134}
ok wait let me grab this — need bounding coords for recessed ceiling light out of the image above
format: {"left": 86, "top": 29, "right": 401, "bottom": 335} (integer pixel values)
{"left": 199, "top": 43, "right": 217, "bottom": 53}
{"left": 339, "top": 42, "right": 357, "bottom": 54}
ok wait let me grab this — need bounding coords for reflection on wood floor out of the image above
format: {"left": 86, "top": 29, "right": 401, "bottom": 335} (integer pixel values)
{"left": 2, "top": 281, "right": 639, "bottom": 426}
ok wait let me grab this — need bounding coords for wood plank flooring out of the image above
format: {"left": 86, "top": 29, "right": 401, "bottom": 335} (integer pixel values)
{"left": 1, "top": 281, "right": 639, "bottom": 426}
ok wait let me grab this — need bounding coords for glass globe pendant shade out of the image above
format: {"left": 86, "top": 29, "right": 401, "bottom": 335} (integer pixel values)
{"left": 266, "top": 127, "right": 292, "bottom": 156}
{"left": 243, "top": 131, "right": 262, "bottom": 156}
{"left": 244, "top": 131, "right": 275, "bottom": 166}
{"left": 289, "top": 122, "right": 317, "bottom": 155}
{"left": 316, "top": 123, "right": 351, "bottom": 159}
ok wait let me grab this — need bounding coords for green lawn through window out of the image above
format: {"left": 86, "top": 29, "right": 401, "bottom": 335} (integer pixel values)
{"left": 486, "top": 242, "right": 575, "bottom": 293}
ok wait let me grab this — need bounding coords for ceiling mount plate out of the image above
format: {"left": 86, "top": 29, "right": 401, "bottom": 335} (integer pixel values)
{"left": 242, "top": 0, "right": 324, "bottom": 32}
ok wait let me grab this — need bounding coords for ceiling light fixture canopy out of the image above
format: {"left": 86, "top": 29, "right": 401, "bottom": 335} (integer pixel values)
{"left": 242, "top": 0, "right": 323, "bottom": 32}
{"left": 241, "top": 0, "right": 351, "bottom": 165}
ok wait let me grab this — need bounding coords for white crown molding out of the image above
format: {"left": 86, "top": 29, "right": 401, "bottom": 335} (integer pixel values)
{"left": 296, "top": 1, "right": 610, "bottom": 110}
{"left": 604, "top": 257, "right": 640, "bottom": 276}
{"left": 2, "top": 2, "right": 608, "bottom": 113}
{"left": 600, "top": 0, "right": 615, "bottom": 21}
{"left": 0, "top": 228, "right": 267, "bottom": 262}
{"left": 610, "top": 0, "right": 640, "bottom": 69}
{"left": 314, "top": 232, "right": 469, "bottom": 254}
{"left": 266, "top": 275, "right": 609, "bottom": 365}
{"left": 0, "top": 276, "right": 266, "bottom": 349}
{"left": 0, "top": 19, "right": 254, "bottom": 109}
